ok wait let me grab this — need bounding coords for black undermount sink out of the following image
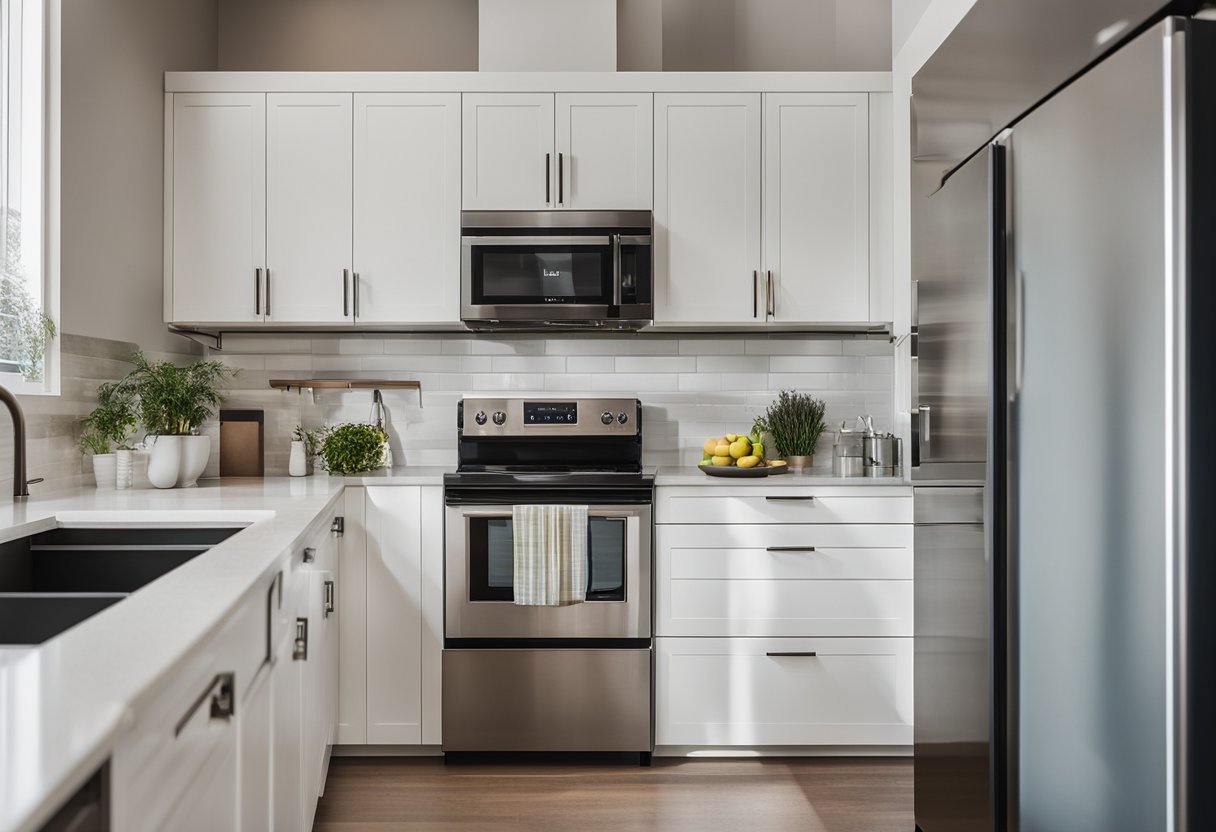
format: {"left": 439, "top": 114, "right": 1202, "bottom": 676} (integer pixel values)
{"left": 0, "top": 526, "right": 243, "bottom": 646}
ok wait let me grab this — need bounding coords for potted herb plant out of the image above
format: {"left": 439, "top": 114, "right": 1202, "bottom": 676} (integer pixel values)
{"left": 127, "top": 352, "right": 236, "bottom": 488}
{"left": 756, "top": 390, "right": 828, "bottom": 469}
{"left": 77, "top": 381, "right": 137, "bottom": 489}
{"left": 320, "top": 423, "right": 387, "bottom": 476}
{"left": 291, "top": 424, "right": 330, "bottom": 476}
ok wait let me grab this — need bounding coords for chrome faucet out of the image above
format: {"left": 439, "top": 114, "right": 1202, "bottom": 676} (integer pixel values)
{"left": 0, "top": 383, "right": 39, "bottom": 498}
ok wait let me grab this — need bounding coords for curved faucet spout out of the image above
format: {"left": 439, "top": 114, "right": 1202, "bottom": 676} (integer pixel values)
{"left": 0, "top": 383, "right": 30, "bottom": 498}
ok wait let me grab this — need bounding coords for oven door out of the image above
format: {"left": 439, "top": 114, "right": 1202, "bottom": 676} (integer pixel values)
{"left": 461, "top": 235, "right": 615, "bottom": 323}
{"left": 445, "top": 503, "right": 652, "bottom": 640}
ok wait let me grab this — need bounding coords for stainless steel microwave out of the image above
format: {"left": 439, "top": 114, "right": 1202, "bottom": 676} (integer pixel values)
{"left": 460, "top": 211, "right": 653, "bottom": 330}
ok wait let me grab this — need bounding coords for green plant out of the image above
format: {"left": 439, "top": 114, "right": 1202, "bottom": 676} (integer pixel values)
{"left": 127, "top": 352, "right": 237, "bottom": 436}
{"left": 1, "top": 211, "right": 56, "bottom": 381}
{"left": 757, "top": 390, "right": 827, "bottom": 458}
{"left": 320, "top": 423, "right": 387, "bottom": 475}
{"left": 77, "top": 380, "right": 138, "bottom": 455}
{"left": 293, "top": 424, "right": 331, "bottom": 466}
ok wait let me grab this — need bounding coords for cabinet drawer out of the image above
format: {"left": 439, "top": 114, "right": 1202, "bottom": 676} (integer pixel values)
{"left": 657, "top": 488, "right": 912, "bottom": 525}
{"left": 656, "top": 637, "right": 912, "bottom": 746}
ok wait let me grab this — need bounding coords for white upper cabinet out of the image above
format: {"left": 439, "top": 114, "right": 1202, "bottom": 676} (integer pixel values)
{"left": 763, "top": 93, "right": 870, "bottom": 323}
{"left": 168, "top": 93, "right": 266, "bottom": 324}
{"left": 654, "top": 93, "right": 763, "bottom": 324}
{"left": 354, "top": 93, "right": 461, "bottom": 324}
{"left": 266, "top": 93, "right": 354, "bottom": 324}
{"left": 555, "top": 93, "right": 653, "bottom": 210}
{"left": 462, "top": 93, "right": 555, "bottom": 210}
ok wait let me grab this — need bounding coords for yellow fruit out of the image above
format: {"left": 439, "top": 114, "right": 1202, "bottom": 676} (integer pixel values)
{"left": 768, "top": 459, "right": 788, "bottom": 468}
{"left": 752, "top": 442, "right": 764, "bottom": 460}
{"left": 701, "top": 456, "right": 712, "bottom": 466}
{"left": 714, "top": 443, "right": 731, "bottom": 457}
{"left": 729, "top": 438, "right": 751, "bottom": 459}
{"left": 737, "top": 455, "right": 760, "bottom": 469}
{"left": 703, "top": 437, "right": 722, "bottom": 455}
{"left": 725, "top": 433, "right": 739, "bottom": 442}
{"left": 711, "top": 455, "right": 733, "bottom": 466}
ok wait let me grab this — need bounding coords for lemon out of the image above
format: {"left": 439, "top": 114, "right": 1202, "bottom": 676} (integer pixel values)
{"left": 768, "top": 459, "right": 788, "bottom": 468}
{"left": 725, "top": 433, "right": 739, "bottom": 442}
{"left": 703, "top": 437, "right": 722, "bottom": 455}
{"left": 711, "top": 455, "right": 733, "bottom": 466}
{"left": 729, "top": 438, "right": 751, "bottom": 459}
{"left": 737, "top": 455, "right": 760, "bottom": 469}
{"left": 714, "top": 443, "right": 731, "bottom": 457}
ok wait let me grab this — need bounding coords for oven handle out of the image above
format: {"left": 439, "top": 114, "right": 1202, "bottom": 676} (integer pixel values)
{"left": 461, "top": 235, "right": 612, "bottom": 247}
{"left": 451, "top": 507, "right": 651, "bottom": 517}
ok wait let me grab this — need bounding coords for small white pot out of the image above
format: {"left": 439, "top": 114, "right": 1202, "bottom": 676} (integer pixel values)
{"left": 115, "top": 449, "right": 134, "bottom": 490}
{"left": 91, "top": 453, "right": 116, "bottom": 489}
{"left": 177, "top": 435, "right": 211, "bottom": 487}
{"left": 145, "top": 435, "right": 182, "bottom": 489}
{"left": 289, "top": 440, "right": 308, "bottom": 477}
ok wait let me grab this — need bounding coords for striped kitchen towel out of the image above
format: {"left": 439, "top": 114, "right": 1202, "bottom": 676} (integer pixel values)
{"left": 512, "top": 504, "right": 589, "bottom": 606}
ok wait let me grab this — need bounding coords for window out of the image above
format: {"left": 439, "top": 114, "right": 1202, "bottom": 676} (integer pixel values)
{"left": 0, "top": 0, "right": 52, "bottom": 392}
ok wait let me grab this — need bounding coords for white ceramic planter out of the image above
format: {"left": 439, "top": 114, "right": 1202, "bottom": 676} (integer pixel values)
{"left": 289, "top": 440, "right": 307, "bottom": 477}
{"left": 177, "top": 435, "right": 211, "bottom": 487}
{"left": 115, "top": 449, "right": 134, "bottom": 490}
{"left": 91, "top": 453, "right": 116, "bottom": 489}
{"left": 145, "top": 436, "right": 182, "bottom": 489}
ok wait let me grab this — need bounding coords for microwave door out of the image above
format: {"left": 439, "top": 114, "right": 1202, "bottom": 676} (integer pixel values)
{"left": 462, "top": 235, "right": 615, "bottom": 322}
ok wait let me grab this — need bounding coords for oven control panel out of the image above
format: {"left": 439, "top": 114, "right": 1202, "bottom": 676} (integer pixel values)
{"left": 460, "top": 397, "right": 640, "bottom": 438}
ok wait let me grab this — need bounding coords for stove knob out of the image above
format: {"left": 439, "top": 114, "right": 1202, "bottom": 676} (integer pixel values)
{"left": 617, "top": 412, "right": 629, "bottom": 425}
{"left": 600, "top": 411, "right": 613, "bottom": 426}
{"left": 492, "top": 411, "right": 507, "bottom": 426}
{"left": 474, "top": 411, "right": 488, "bottom": 426}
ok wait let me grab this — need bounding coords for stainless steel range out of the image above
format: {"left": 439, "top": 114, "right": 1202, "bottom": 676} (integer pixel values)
{"left": 442, "top": 397, "right": 654, "bottom": 760}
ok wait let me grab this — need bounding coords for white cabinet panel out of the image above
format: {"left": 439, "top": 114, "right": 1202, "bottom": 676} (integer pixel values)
{"left": 170, "top": 93, "right": 265, "bottom": 324}
{"left": 266, "top": 93, "right": 353, "bottom": 324}
{"left": 239, "top": 666, "right": 272, "bottom": 832}
{"left": 365, "top": 486, "right": 424, "bottom": 744}
{"left": 656, "top": 637, "right": 913, "bottom": 746}
{"left": 763, "top": 93, "right": 870, "bottom": 323}
{"left": 159, "top": 739, "right": 238, "bottom": 832}
{"left": 337, "top": 487, "right": 367, "bottom": 745}
{"left": 555, "top": 93, "right": 652, "bottom": 210}
{"left": 420, "top": 487, "right": 445, "bottom": 745}
{"left": 655, "top": 94, "right": 762, "bottom": 323}
{"left": 656, "top": 488, "right": 913, "bottom": 525}
{"left": 354, "top": 94, "right": 461, "bottom": 324}
{"left": 462, "top": 93, "right": 555, "bottom": 210}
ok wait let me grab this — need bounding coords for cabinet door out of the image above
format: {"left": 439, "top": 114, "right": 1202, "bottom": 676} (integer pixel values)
{"left": 365, "top": 486, "right": 424, "bottom": 744}
{"left": 302, "top": 567, "right": 335, "bottom": 827}
{"left": 159, "top": 740, "right": 239, "bottom": 832}
{"left": 354, "top": 94, "right": 461, "bottom": 324}
{"left": 462, "top": 93, "right": 555, "bottom": 210}
{"left": 337, "top": 488, "right": 367, "bottom": 744}
{"left": 272, "top": 564, "right": 306, "bottom": 832}
{"left": 169, "top": 93, "right": 265, "bottom": 324}
{"left": 555, "top": 93, "right": 652, "bottom": 210}
{"left": 239, "top": 666, "right": 272, "bottom": 832}
{"left": 763, "top": 93, "right": 870, "bottom": 323}
{"left": 266, "top": 93, "right": 353, "bottom": 324}
{"left": 654, "top": 94, "right": 762, "bottom": 324}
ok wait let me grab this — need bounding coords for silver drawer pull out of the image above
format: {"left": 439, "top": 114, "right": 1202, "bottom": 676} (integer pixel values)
{"left": 765, "top": 496, "right": 815, "bottom": 502}
{"left": 766, "top": 652, "right": 818, "bottom": 658}
{"left": 293, "top": 617, "right": 309, "bottom": 661}
{"left": 324, "top": 580, "right": 335, "bottom": 617}
{"left": 765, "top": 546, "right": 816, "bottom": 553}
{"left": 175, "top": 672, "right": 235, "bottom": 737}
{"left": 303, "top": 547, "right": 316, "bottom": 564}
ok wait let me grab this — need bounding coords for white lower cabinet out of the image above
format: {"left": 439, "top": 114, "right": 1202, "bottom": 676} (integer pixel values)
{"left": 337, "top": 485, "right": 444, "bottom": 747}
{"left": 239, "top": 663, "right": 273, "bottom": 831}
{"left": 656, "top": 637, "right": 912, "bottom": 746}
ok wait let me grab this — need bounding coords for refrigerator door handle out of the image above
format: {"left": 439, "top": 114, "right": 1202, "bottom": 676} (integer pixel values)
{"left": 1013, "top": 271, "right": 1025, "bottom": 397}
{"left": 919, "top": 404, "right": 931, "bottom": 447}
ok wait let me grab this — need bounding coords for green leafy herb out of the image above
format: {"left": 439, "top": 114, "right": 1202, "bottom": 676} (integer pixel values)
{"left": 293, "top": 424, "right": 331, "bottom": 466}
{"left": 126, "top": 352, "right": 237, "bottom": 436}
{"left": 320, "top": 423, "right": 387, "bottom": 475}
{"left": 758, "top": 390, "right": 827, "bottom": 458}
{"left": 77, "top": 380, "right": 138, "bottom": 455}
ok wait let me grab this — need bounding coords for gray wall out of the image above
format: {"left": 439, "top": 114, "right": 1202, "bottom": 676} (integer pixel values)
{"left": 61, "top": 0, "right": 216, "bottom": 355}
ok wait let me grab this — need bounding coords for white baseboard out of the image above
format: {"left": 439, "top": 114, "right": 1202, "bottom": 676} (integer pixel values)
{"left": 333, "top": 744, "right": 444, "bottom": 757}
{"left": 654, "top": 745, "right": 913, "bottom": 758}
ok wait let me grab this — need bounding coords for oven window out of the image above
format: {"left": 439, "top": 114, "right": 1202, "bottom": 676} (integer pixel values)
{"left": 470, "top": 245, "right": 612, "bottom": 305}
{"left": 467, "top": 516, "right": 627, "bottom": 602}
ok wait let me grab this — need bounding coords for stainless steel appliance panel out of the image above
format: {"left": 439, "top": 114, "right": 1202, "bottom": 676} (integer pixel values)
{"left": 912, "top": 146, "right": 994, "bottom": 481}
{"left": 442, "top": 648, "right": 653, "bottom": 752}
{"left": 1011, "top": 23, "right": 1171, "bottom": 832}
{"left": 915, "top": 486, "right": 990, "bottom": 832}
{"left": 445, "top": 503, "right": 652, "bottom": 640}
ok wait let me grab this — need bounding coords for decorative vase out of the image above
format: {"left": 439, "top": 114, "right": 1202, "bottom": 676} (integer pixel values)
{"left": 115, "top": 450, "right": 134, "bottom": 490}
{"left": 784, "top": 455, "right": 814, "bottom": 469}
{"left": 146, "top": 435, "right": 182, "bottom": 489}
{"left": 91, "top": 453, "right": 116, "bottom": 489}
{"left": 289, "top": 440, "right": 307, "bottom": 477}
{"left": 177, "top": 435, "right": 211, "bottom": 487}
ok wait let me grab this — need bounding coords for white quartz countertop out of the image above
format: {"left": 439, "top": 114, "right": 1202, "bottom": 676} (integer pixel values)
{"left": 0, "top": 478, "right": 346, "bottom": 832}
{"left": 339, "top": 466, "right": 451, "bottom": 485}
{"left": 653, "top": 466, "right": 911, "bottom": 488}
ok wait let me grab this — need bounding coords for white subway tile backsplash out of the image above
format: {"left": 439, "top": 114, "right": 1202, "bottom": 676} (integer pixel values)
{"left": 615, "top": 356, "right": 697, "bottom": 373}
{"left": 567, "top": 356, "right": 616, "bottom": 373}
{"left": 695, "top": 355, "right": 769, "bottom": 374}
{"left": 491, "top": 355, "right": 566, "bottom": 373}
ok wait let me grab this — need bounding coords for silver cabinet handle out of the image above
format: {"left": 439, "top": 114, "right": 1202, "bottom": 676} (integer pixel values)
{"left": 324, "top": 580, "right": 335, "bottom": 617}
{"left": 343, "top": 269, "right": 350, "bottom": 317}
{"left": 303, "top": 547, "right": 316, "bottom": 564}
{"left": 545, "top": 152, "right": 551, "bottom": 204}
{"left": 612, "top": 234, "right": 623, "bottom": 306}
{"left": 353, "top": 272, "right": 360, "bottom": 318}
{"left": 918, "top": 404, "right": 931, "bottom": 446}
{"left": 765, "top": 495, "right": 814, "bottom": 502}
{"left": 293, "top": 617, "right": 308, "bottom": 661}
{"left": 766, "top": 652, "right": 817, "bottom": 658}
{"left": 558, "top": 152, "right": 564, "bottom": 205}
{"left": 264, "top": 268, "right": 271, "bottom": 317}
{"left": 765, "top": 546, "right": 817, "bottom": 553}
{"left": 255, "top": 268, "right": 262, "bottom": 316}
{"left": 174, "top": 672, "right": 235, "bottom": 737}
{"left": 753, "top": 271, "right": 758, "bottom": 318}
{"left": 767, "top": 270, "right": 775, "bottom": 318}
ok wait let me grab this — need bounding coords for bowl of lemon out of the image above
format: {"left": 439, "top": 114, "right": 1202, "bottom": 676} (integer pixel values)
{"left": 697, "top": 430, "right": 790, "bottom": 477}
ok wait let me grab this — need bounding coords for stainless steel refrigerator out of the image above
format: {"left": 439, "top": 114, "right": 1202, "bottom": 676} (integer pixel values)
{"left": 912, "top": 10, "right": 1216, "bottom": 832}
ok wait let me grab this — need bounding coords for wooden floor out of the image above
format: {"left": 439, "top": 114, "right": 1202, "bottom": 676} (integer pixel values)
{"left": 314, "top": 756, "right": 913, "bottom": 832}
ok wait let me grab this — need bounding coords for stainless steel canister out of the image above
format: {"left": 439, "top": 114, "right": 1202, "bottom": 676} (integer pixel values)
{"left": 862, "top": 434, "right": 902, "bottom": 477}
{"left": 833, "top": 418, "right": 867, "bottom": 477}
